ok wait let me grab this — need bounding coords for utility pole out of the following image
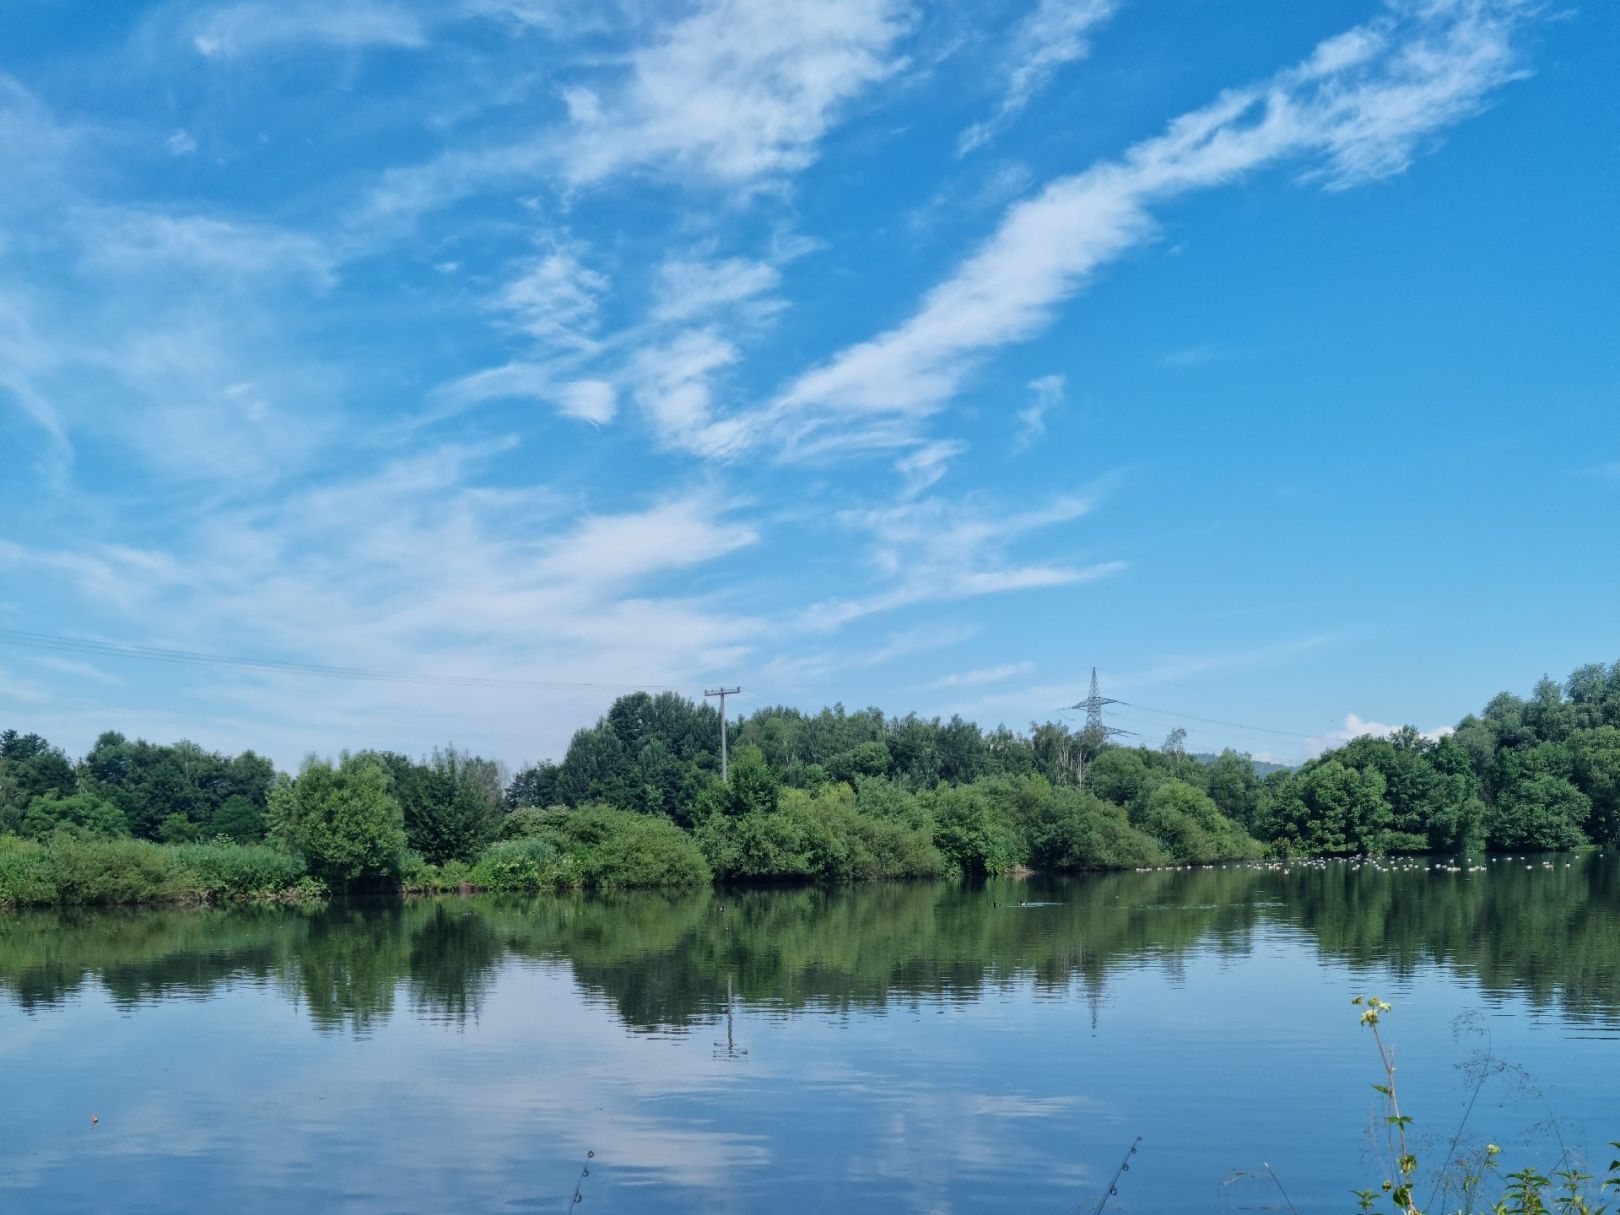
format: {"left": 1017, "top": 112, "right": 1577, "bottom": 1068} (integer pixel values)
{"left": 705, "top": 686, "right": 741, "bottom": 780}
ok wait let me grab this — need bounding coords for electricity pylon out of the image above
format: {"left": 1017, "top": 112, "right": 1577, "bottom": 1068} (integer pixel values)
{"left": 1065, "top": 668, "right": 1135, "bottom": 787}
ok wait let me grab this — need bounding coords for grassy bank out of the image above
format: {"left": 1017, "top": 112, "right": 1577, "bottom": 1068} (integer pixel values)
{"left": 0, "top": 834, "right": 325, "bottom": 907}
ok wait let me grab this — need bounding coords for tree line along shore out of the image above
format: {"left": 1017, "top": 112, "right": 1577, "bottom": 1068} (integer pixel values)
{"left": 3, "top": 659, "right": 1618, "bottom": 907}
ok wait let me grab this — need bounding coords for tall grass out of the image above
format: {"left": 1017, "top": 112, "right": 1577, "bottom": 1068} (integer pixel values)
{"left": 0, "top": 834, "right": 319, "bottom": 907}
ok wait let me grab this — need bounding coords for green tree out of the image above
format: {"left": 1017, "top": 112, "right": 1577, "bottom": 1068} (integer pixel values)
{"left": 728, "top": 746, "right": 780, "bottom": 816}
{"left": 1084, "top": 747, "right": 1150, "bottom": 807}
{"left": 1569, "top": 726, "right": 1620, "bottom": 844}
{"left": 924, "top": 784, "right": 1015, "bottom": 877}
{"left": 269, "top": 756, "right": 406, "bottom": 887}
{"left": 1269, "top": 760, "right": 1391, "bottom": 855}
{"left": 209, "top": 794, "right": 267, "bottom": 843}
{"left": 1, "top": 731, "right": 77, "bottom": 828}
{"left": 826, "top": 740, "right": 891, "bottom": 785}
{"left": 505, "top": 761, "right": 561, "bottom": 809}
{"left": 1487, "top": 775, "right": 1589, "bottom": 852}
{"left": 1205, "top": 750, "right": 1261, "bottom": 829}
{"left": 387, "top": 746, "right": 501, "bottom": 865}
{"left": 1139, "top": 779, "right": 1257, "bottom": 862}
{"left": 20, "top": 791, "right": 129, "bottom": 840}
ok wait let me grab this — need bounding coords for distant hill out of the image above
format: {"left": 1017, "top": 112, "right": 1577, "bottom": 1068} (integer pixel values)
{"left": 1192, "top": 751, "right": 1294, "bottom": 777}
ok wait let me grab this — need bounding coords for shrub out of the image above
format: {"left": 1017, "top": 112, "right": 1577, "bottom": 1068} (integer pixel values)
{"left": 578, "top": 815, "right": 711, "bottom": 887}
{"left": 1138, "top": 780, "right": 1260, "bottom": 863}
{"left": 400, "top": 851, "right": 473, "bottom": 892}
{"left": 493, "top": 806, "right": 556, "bottom": 840}
{"left": 538, "top": 806, "right": 711, "bottom": 888}
{"left": 0, "top": 835, "right": 52, "bottom": 906}
{"left": 699, "top": 788, "right": 942, "bottom": 882}
{"left": 1028, "top": 790, "right": 1167, "bottom": 871}
{"left": 38, "top": 836, "right": 193, "bottom": 906}
{"left": 172, "top": 841, "right": 309, "bottom": 899}
{"left": 471, "top": 836, "right": 576, "bottom": 891}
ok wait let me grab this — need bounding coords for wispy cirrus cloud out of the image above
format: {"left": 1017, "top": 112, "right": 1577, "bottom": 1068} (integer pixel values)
{"left": 1014, "top": 373, "right": 1064, "bottom": 450}
{"left": 558, "top": 0, "right": 915, "bottom": 186}
{"left": 928, "top": 661, "right": 1035, "bottom": 689}
{"left": 0, "top": 442, "right": 765, "bottom": 763}
{"left": 188, "top": 1, "right": 429, "bottom": 58}
{"left": 958, "top": 0, "right": 1121, "bottom": 155}
{"left": 770, "top": 0, "right": 1533, "bottom": 455}
{"left": 353, "top": 0, "right": 916, "bottom": 234}
{"left": 805, "top": 487, "right": 1122, "bottom": 629}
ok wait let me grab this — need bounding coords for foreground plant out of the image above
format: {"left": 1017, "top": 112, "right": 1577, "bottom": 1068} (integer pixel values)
{"left": 1353, "top": 996, "right": 1619, "bottom": 1215}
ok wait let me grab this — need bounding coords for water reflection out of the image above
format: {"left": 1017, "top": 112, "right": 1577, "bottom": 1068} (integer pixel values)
{"left": 3, "top": 855, "right": 1616, "bottom": 1032}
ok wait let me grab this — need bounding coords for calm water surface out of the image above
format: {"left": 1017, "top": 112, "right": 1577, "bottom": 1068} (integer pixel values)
{"left": 3, "top": 857, "right": 1618, "bottom": 1213}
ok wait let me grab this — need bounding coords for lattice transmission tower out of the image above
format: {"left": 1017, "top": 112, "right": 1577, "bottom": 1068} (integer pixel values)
{"left": 1069, "top": 667, "right": 1132, "bottom": 740}
{"left": 1065, "top": 668, "right": 1135, "bottom": 788}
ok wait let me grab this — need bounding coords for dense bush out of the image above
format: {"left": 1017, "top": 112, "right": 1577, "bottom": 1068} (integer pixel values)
{"left": 922, "top": 784, "right": 1018, "bottom": 877}
{"left": 474, "top": 807, "right": 709, "bottom": 890}
{"left": 1026, "top": 789, "right": 1167, "bottom": 871}
{"left": 0, "top": 835, "right": 52, "bottom": 905}
{"left": 1137, "top": 780, "right": 1261, "bottom": 862}
{"left": 698, "top": 786, "right": 943, "bottom": 882}
{"left": 470, "top": 837, "right": 575, "bottom": 891}
{"left": 0, "top": 834, "right": 318, "bottom": 907}
{"left": 171, "top": 841, "right": 313, "bottom": 900}
{"left": 14, "top": 836, "right": 191, "bottom": 906}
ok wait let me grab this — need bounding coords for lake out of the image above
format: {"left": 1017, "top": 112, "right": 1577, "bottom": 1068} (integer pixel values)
{"left": 3, "top": 856, "right": 1617, "bottom": 1213}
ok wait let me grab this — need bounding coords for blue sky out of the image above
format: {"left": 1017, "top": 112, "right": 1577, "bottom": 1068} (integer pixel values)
{"left": 1, "top": 0, "right": 1615, "bottom": 771}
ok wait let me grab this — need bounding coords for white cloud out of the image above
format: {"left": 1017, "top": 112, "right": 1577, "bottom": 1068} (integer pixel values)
{"left": 32, "top": 655, "right": 123, "bottom": 686}
{"left": 629, "top": 329, "right": 757, "bottom": 458}
{"left": 558, "top": 0, "right": 914, "bottom": 186}
{"left": 76, "top": 209, "right": 335, "bottom": 289}
{"left": 0, "top": 288, "right": 73, "bottom": 462}
{"left": 164, "top": 129, "right": 197, "bottom": 157}
{"left": 429, "top": 365, "right": 617, "bottom": 425}
{"left": 771, "top": 0, "right": 1532, "bottom": 454}
{"left": 863, "top": 623, "right": 979, "bottom": 665}
{"left": 555, "top": 379, "right": 617, "bottom": 424}
{"left": 928, "top": 661, "right": 1035, "bottom": 689}
{"left": 1, "top": 446, "right": 770, "bottom": 765}
{"left": 958, "top": 0, "right": 1121, "bottom": 155}
{"left": 652, "top": 256, "right": 783, "bottom": 324}
{"left": 0, "top": 665, "right": 49, "bottom": 703}
{"left": 1014, "top": 373, "right": 1063, "bottom": 450}
{"left": 190, "top": 2, "right": 428, "bottom": 58}
{"left": 1313, "top": 713, "right": 1456, "bottom": 752}
{"left": 537, "top": 495, "right": 758, "bottom": 587}
{"left": 894, "top": 439, "right": 966, "bottom": 497}
{"left": 805, "top": 488, "right": 1122, "bottom": 627}
{"left": 491, "top": 243, "right": 607, "bottom": 350}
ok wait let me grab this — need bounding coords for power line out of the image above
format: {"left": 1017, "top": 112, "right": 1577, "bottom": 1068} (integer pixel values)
{"left": 1112, "top": 699, "right": 1318, "bottom": 740}
{"left": 0, "top": 626, "right": 690, "bottom": 694}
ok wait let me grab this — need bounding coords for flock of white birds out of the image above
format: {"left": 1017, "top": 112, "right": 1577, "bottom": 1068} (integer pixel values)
{"left": 1129, "top": 855, "right": 1596, "bottom": 874}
